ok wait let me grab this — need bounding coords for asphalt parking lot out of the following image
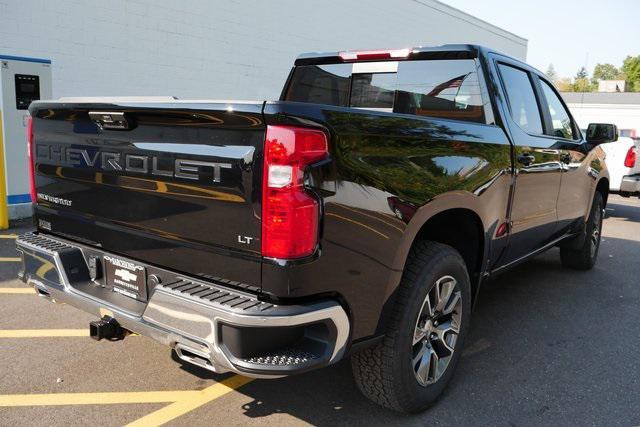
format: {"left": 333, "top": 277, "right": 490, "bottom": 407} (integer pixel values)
{"left": 1, "top": 194, "right": 640, "bottom": 426}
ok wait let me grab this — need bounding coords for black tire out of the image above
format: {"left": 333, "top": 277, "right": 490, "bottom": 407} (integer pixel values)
{"left": 351, "top": 241, "right": 471, "bottom": 413}
{"left": 560, "top": 191, "right": 604, "bottom": 270}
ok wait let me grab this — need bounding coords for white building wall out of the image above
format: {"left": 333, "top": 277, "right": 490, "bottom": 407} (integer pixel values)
{"left": 0, "top": 0, "right": 527, "bottom": 101}
{"left": 567, "top": 104, "right": 640, "bottom": 135}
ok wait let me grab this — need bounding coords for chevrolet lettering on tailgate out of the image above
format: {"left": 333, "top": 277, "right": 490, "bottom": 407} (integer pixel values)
{"left": 35, "top": 143, "right": 232, "bottom": 183}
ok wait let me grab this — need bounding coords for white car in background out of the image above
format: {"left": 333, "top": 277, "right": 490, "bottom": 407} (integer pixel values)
{"left": 599, "top": 135, "right": 640, "bottom": 197}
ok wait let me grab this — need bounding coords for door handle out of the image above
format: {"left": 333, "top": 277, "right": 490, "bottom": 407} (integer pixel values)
{"left": 517, "top": 153, "right": 536, "bottom": 166}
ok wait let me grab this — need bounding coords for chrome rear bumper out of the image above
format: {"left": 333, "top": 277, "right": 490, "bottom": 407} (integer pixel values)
{"left": 620, "top": 174, "right": 640, "bottom": 195}
{"left": 16, "top": 232, "right": 349, "bottom": 378}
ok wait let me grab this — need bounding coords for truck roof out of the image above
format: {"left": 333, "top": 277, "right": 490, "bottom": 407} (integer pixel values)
{"left": 294, "top": 44, "right": 503, "bottom": 66}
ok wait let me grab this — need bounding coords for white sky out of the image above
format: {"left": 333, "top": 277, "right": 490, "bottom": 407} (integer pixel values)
{"left": 442, "top": 0, "right": 640, "bottom": 78}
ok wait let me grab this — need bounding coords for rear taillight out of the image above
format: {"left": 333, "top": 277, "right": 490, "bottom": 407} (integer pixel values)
{"left": 26, "top": 116, "right": 37, "bottom": 203}
{"left": 262, "top": 125, "right": 328, "bottom": 259}
{"left": 624, "top": 146, "right": 637, "bottom": 168}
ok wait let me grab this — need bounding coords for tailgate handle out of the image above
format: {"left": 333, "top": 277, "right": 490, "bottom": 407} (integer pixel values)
{"left": 89, "top": 111, "right": 133, "bottom": 130}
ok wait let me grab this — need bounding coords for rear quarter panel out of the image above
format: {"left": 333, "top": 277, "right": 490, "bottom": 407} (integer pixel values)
{"left": 262, "top": 101, "right": 512, "bottom": 339}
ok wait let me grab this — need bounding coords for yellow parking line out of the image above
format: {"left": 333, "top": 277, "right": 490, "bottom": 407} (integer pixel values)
{"left": 0, "top": 329, "right": 88, "bottom": 338}
{"left": 0, "top": 234, "right": 17, "bottom": 239}
{"left": 0, "top": 288, "right": 35, "bottom": 294}
{"left": 0, "top": 374, "right": 254, "bottom": 427}
{"left": 0, "top": 390, "right": 197, "bottom": 407}
{"left": 126, "top": 375, "right": 254, "bottom": 426}
{"left": 0, "top": 257, "right": 20, "bottom": 262}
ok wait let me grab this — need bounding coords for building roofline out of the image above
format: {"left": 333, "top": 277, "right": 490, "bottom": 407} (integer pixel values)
{"left": 423, "top": 0, "right": 528, "bottom": 45}
{"left": 0, "top": 54, "right": 51, "bottom": 64}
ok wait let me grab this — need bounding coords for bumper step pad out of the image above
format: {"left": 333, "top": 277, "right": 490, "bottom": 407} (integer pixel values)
{"left": 244, "top": 349, "right": 318, "bottom": 366}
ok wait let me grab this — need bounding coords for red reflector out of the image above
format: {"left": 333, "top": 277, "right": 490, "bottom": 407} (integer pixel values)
{"left": 339, "top": 48, "right": 410, "bottom": 62}
{"left": 624, "top": 146, "right": 637, "bottom": 168}
{"left": 496, "top": 222, "right": 509, "bottom": 238}
{"left": 26, "top": 116, "right": 37, "bottom": 203}
{"left": 262, "top": 125, "right": 328, "bottom": 259}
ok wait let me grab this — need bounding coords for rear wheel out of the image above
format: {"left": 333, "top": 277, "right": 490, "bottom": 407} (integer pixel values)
{"left": 560, "top": 192, "right": 604, "bottom": 270}
{"left": 351, "top": 241, "right": 471, "bottom": 413}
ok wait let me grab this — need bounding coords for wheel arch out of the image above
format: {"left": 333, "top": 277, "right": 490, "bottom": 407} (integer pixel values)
{"left": 374, "top": 201, "right": 491, "bottom": 338}
{"left": 411, "top": 208, "right": 485, "bottom": 287}
{"left": 596, "top": 177, "right": 609, "bottom": 207}
{"left": 389, "top": 197, "right": 493, "bottom": 303}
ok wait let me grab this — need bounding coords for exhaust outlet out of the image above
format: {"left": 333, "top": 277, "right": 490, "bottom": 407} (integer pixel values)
{"left": 89, "top": 316, "right": 126, "bottom": 341}
{"left": 174, "top": 343, "right": 217, "bottom": 372}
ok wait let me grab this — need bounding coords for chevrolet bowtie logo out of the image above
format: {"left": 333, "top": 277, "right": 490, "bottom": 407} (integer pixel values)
{"left": 114, "top": 268, "right": 137, "bottom": 282}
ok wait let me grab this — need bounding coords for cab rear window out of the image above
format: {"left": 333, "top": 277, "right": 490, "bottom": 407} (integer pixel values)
{"left": 350, "top": 73, "right": 396, "bottom": 109}
{"left": 283, "top": 59, "right": 487, "bottom": 124}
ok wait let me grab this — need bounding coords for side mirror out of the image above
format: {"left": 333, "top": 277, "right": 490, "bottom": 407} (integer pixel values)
{"left": 586, "top": 123, "right": 618, "bottom": 144}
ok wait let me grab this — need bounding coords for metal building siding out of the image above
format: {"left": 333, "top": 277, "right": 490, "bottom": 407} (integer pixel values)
{"left": 0, "top": 0, "right": 527, "bottom": 100}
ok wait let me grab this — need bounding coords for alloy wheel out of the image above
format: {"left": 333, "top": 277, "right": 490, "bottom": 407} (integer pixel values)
{"left": 590, "top": 206, "right": 603, "bottom": 258}
{"left": 412, "top": 275, "right": 462, "bottom": 386}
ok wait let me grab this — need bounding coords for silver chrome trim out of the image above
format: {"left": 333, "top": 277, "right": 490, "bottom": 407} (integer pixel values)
{"left": 620, "top": 175, "right": 640, "bottom": 194}
{"left": 16, "top": 233, "right": 350, "bottom": 378}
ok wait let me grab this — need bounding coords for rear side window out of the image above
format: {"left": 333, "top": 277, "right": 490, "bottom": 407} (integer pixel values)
{"left": 394, "top": 60, "right": 485, "bottom": 123}
{"left": 284, "top": 64, "right": 351, "bottom": 106}
{"left": 497, "top": 64, "right": 543, "bottom": 134}
{"left": 283, "top": 59, "right": 487, "bottom": 124}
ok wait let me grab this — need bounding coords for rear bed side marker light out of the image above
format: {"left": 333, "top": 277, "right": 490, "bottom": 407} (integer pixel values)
{"left": 496, "top": 221, "right": 509, "bottom": 238}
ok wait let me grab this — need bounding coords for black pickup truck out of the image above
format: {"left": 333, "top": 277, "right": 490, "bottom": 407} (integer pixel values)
{"left": 18, "top": 44, "right": 614, "bottom": 412}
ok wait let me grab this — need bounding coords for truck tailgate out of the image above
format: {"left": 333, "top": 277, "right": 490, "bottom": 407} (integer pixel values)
{"left": 29, "top": 100, "right": 265, "bottom": 289}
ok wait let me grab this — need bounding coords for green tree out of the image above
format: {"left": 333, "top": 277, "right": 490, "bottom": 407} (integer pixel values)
{"left": 573, "top": 67, "right": 593, "bottom": 92}
{"left": 591, "top": 63, "right": 621, "bottom": 86}
{"left": 556, "top": 77, "right": 573, "bottom": 92}
{"left": 545, "top": 64, "right": 558, "bottom": 83}
{"left": 622, "top": 55, "right": 640, "bottom": 91}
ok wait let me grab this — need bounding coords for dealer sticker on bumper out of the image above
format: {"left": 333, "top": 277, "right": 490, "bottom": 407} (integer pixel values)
{"left": 104, "top": 255, "right": 148, "bottom": 302}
